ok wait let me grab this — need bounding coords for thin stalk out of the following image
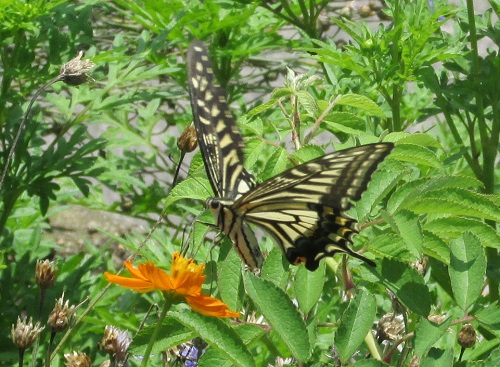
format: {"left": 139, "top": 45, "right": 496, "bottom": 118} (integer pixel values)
{"left": 141, "top": 298, "right": 172, "bottom": 367}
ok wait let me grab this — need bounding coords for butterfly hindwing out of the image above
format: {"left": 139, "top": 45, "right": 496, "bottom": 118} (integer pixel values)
{"left": 233, "top": 143, "right": 393, "bottom": 270}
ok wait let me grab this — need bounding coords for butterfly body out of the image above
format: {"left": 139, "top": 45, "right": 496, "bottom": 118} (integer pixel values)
{"left": 187, "top": 40, "right": 393, "bottom": 271}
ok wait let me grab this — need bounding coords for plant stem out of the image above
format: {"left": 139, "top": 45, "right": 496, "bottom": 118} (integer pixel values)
{"left": 141, "top": 297, "right": 172, "bottom": 367}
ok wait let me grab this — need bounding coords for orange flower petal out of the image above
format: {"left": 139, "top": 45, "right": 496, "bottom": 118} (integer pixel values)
{"left": 104, "top": 272, "right": 155, "bottom": 293}
{"left": 186, "top": 294, "right": 240, "bottom": 318}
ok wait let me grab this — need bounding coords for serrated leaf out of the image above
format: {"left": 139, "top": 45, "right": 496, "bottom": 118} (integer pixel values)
{"left": 475, "top": 302, "right": 500, "bottom": 335}
{"left": 404, "top": 188, "right": 500, "bottom": 222}
{"left": 390, "top": 209, "right": 423, "bottom": 257}
{"left": 335, "top": 288, "right": 376, "bottom": 364}
{"left": 424, "top": 217, "right": 500, "bottom": 249}
{"left": 414, "top": 318, "right": 452, "bottom": 356}
{"left": 386, "top": 132, "right": 443, "bottom": 148}
{"left": 170, "top": 311, "right": 254, "bottom": 367}
{"left": 422, "top": 231, "right": 450, "bottom": 264}
{"left": 365, "top": 258, "right": 431, "bottom": 316}
{"left": 390, "top": 143, "right": 443, "bottom": 168}
{"left": 291, "top": 144, "right": 325, "bottom": 164}
{"left": 198, "top": 348, "right": 234, "bottom": 367}
{"left": 322, "top": 119, "right": 371, "bottom": 136}
{"left": 130, "top": 317, "right": 195, "bottom": 355}
{"left": 420, "top": 348, "right": 453, "bottom": 367}
{"left": 294, "top": 262, "right": 325, "bottom": 314}
{"left": 261, "top": 247, "right": 289, "bottom": 289}
{"left": 262, "top": 146, "right": 288, "bottom": 180}
{"left": 297, "top": 90, "right": 319, "bottom": 116}
{"left": 272, "top": 87, "right": 294, "bottom": 99}
{"left": 239, "top": 115, "right": 263, "bottom": 136}
{"left": 244, "top": 273, "right": 310, "bottom": 362}
{"left": 248, "top": 98, "right": 278, "bottom": 116}
{"left": 335, "top": 94, "right": 385, "bottom": 118}
{"left": 449, "top": 233, "right": 486, "bottom": 310}
{"left": 356, "top": 158, "right": 406, "bottom": 221}
{"left": 218, "top": 250, "right": 244, "bottom": 311}
{"left": 163, "top": 177, "right": 211, "bottom": 208}
{"left": 367, "top": 233, "right": 416, "bottom": 261}
{"left": 245, "top": 138, "right": 267, "bottom": 169}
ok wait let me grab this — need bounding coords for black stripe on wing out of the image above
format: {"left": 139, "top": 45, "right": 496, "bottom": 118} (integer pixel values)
{"left": 187, "top": 40, "right": 255, "bottom": 199}
{"left": 232, "top": 143, "right": 393, "bottom": 270}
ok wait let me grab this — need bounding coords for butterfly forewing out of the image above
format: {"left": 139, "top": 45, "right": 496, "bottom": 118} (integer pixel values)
{"left": 187, "top": 40, "right": 255, "bottom": 199}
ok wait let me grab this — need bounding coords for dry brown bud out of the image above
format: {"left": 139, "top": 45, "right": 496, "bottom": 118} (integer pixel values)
{"left": 376, "top": 312, "right": 405, "bottom": 342}
{"left": 359, "top": 4, "right": 375, "bottom": 18}
{"left": 177, "top": 125, "right": 198, "bottom": 153}
{"left": 458, "top": 324, "right": 476, "bottom": 348}
{"left": 340, "top": 6, "right": 353, "bottom": 19}
{"left": 48, "top": 294, "right": 75, "bottom": 333}
{"left": 36, "top": 259, "right": 58, "bottom": 290}
{"left": 11, "top": 315, "right": 44, "bottom": 350}
{"left": 101, "top": 325, "right": 132, "bottom": 363}
{"left": 60, "top": 51, "right": 95, "bottom": 86}
{"left": 64, "top": 351, "right": 92, "bottom": 367}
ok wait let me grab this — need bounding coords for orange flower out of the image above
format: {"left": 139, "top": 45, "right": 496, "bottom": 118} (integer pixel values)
{"left": 105, "top": 252, "right": 240, "bottom": 318}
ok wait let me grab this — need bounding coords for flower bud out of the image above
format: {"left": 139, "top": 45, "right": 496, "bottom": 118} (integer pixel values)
{"left": 177, "top": 125, "right": 198, "bottom": 153}
{"left": 458, "top": 324, "right": 476, "bottom": 348}
{"left": 36, "top": 259, "right": 58, "bottom": 290}
{"left": 48, "top": 294, "right": 75, "bottom": 333}
{"left": 60, "top": 51, "right": 95, "bottom": 86}
{"left": 11, "top": 315, "right": 44, "bottom": 350}
{"left": 64, "top": 351, "right": 91, "bottom": 367}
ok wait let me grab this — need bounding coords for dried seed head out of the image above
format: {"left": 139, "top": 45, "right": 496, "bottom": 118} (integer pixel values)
{"left": 11, "top": 315, "right": 44, "bottom": 350}
{"left": 59, "top": 51, "right": 96, "bottom": 86}
{"left": 177, "top": 125, "right": 198, "bottom": 153}
{"left": 376, "top": 312, "right": 405, "bottom": 342}
{"left": 64, "top": 351, "right": 91, "bottom": 367}
{"left": 48, "top": 294, "right": 75, "bottom": 333}
{"left": 36, "top": 259, "right": 58, "bottom": 290}
{"left": 409, "top": 355, "right": 420, "bottom": 367}
{"left": 101, "top": 325, "right": 132, "bottom": 363}
{"left": 458, "top": 324, "right": 476, "bottom": 348}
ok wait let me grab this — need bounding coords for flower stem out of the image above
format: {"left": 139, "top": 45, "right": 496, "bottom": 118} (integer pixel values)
{"left": 141, "top": 298, "right": 173, "bottom": 367}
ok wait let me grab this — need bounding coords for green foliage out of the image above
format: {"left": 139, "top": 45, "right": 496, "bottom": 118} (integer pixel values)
{"left": 0, "top": 0, "right": 499, "bottom": 366}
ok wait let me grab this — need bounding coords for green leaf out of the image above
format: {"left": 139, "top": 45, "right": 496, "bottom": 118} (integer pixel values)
{"left": 245, "top": 137, "right": 267, "bottom": 169}
{"left": 130, "top": 317, "right": 195, "bottom": 355}
{"left": 449, "top": 233, "right": 486, "bottom": 310}
{"left": 422, "top": 231, "right": 450, "bottom": 264}
{"left": 414, "top": 318, "right": 452, "bottom": 356}
{"left": 367, "top": 233, "right": 415, "bottom": 262}
{"left": 402, "top": 188, "right": 500, "bottom": 222}
{"left": 218, "top": 250, "right": 244, "bottom": 311}
{"left": 262, "top": 146, "right": 289, "bottom": 181}
{"left": 388, "top": 209, "right": 423, "bottom": 257}
{"left": 390, "top": 143, "right": 443, "bottom": 168}
{"left": 294, "top": 261, "right": 325, "bottom": 314}
{"left": 420, "top": 348, "right": 454, "bottom": 367}
{"left": 163, "top": 177, "right": 211, "bottom": 208}
{"left": 475, "top": 302, "right": 500, "bottom": 336}
{"left": 364, "top": 258, "right": 431, "bottom": 316}
{"left": 386, "top": 132, "right": 443, "bottom": 148}
{"left": 335, "top": 94, "right": 385, "bottom": 118}
{"left": 170, "top": 311, "right": 254, "bottom": 367}
{"left": 248, "top": 98, "right": 278, "bottom": 116}
{"left": 335, "top": 288, "right": 376, "bottom": 364}
{"left": 425, "top": 217, "right": 500, "bottom": 249}
{"left": 261, "top": 247, "right": 290, "bottom": 289}
{"left": 291, "top": 144, "right": 325, "bottom": 164}
{"left": 244, "top": 273, "right": 310, "bottom": 361}
{"left": 355, "top": 158, "right": 406, "bottom": 221}
{"left": 197, "top": 348, "right": 234, "bottom": 367}
{"left": 297, "top": 90, "right": 319, "bottom": 116}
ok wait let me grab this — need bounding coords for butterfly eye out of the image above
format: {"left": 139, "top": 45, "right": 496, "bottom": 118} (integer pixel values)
{"left": 209, "top": 200, "right": 220, "bottom": 210}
